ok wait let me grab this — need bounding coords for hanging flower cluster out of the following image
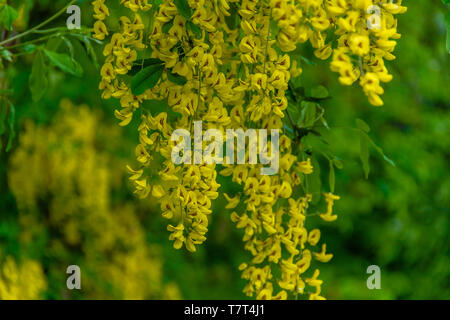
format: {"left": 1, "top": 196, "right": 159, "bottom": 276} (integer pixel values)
{"left": 0, "top": 257, "right": 47, "bottom": 300}
{"left": 326, "top": 0, "right": 407, "bottom": 106}
{"left": 92, "top": 0, "right": 405, "bottom": 299}
{"left": 8, "top": 100, "right": 181, "bottom": 299}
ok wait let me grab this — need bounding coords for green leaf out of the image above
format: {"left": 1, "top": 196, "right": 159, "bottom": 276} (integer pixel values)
{"left": 130, "top": 64, "right": 164, "bottom": 95}
{"left": 153, "top": 0, "right": 164, "bottom": 10}
{"left": 269, "top": 19, "right": 280, "bottom": 36}
{"left": 356, "top": 118, "right": 370, "bottom": 133}
{"left": 129, "top": 58, "right": 164, "bottom": 76}
{"left": 44, "top": 49, "right": 83, "bottom": 77}
{"left": 225, "top": 9, "right": 239, "bottom": 30}
{"left": 359, "top": 132, "right": 370, "bottom": 179}
{"left": 237, "top": 62, "right": 245, "bottom": 80}
{"left": 365, "top": 134, "right": 396, "bottom": 167}
{"left": 61, "top": 37, "right": 75, "bottom": 60}
{"left": 288, "top": 81, "right": 305, "bottom": 100}
{"left": 187, "top": 21, "right": 202, "bottom": 39}
{"left": 5, "top": 101, "right": 15, "bottom": 152}
{"left": 286, "top": 102, "right": 300, "bottom": 127}
{"left": 82, "top": 36, "right": 99, "bottom": 69}
{"left": 167, "top": 71, "right": 187, "bottom": 85}
{"left": 45, "top": 38, "right": 63, "bottom": 52}
{"left": 299, "top": 101, "right": 316, "bottom": 127}
{"left": 0, "top": 5, "right": 18, "bottom": 31}
{"left": 29, "top": 50, "right": 48, "bottom": 102}
{"left": 1, "top": 49, "right": 13, "bottom": 62}
{"left": 319, "top": 115, "right": 330, "bottom": 129}
{"left": 329, "top": 160, "right": 335, "bottom": 193}
{"left": 162, "top": 20, "right": 174, "bottom": 34}
{"left": 333, "top": 158, "right": 344, "bottom": 170}
{"left": 309, "top": 85, "right": 329, "bottom": 99}
{"left": 23, "top": 44, "right": 38, "bottom": 53}
{"left": 174, "top": 0, "right": 192, "bottom": 19}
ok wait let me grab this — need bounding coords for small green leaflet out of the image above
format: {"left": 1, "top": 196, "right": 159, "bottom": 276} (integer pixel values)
{"left": 46, "top": 38, "right": 63, "bottom": 52}
{"left": 167, "top": 71, "right": 187, "bottom": 85}
{"left": 0, "top": 4, "right": 18, "bottom": 31}
{"left": 82, "top": 36, "right": 99, "bottom": 69}
{"left": 131, "top": 64, "right": 164, "bottom": 96}
{"left": 174, "top": 0, "right": 192, "bottom": 19}
{"left": 356, "top": 119, "right": 395, "bottom": 179}
{"left": 309, "top": 85, "right": 329, "bottom": 99}
{"left": 44, "top": 49, "right": 83, "bottom": 77}
{"left": 333, "top": 158, "right": 344, "bottom": 170}
{"left": 29, "top": 50, "right": 48, "bottom": 102}
{"left": 299, "top": 101, "right": 317, "bottom": 127}
{"left": 225, "top": 9, "right": 239, "bottom": 30}
{"left": 356, "top": 118, "right": 370, "bottom": 133}
{"left": 23, "top": 44, "right": 38, "bottom": 53}
{"left": 1, "top": 49, "right": 13, "bottom": 62}
{"left": 162, "top": 20, "right": 174, "bottom": 34}
{"left": 269, "top": 19, "right": 280, "bottom": 36}
{"left": 365, "top": 133, "right": 396, "bottom": 168}
{"left": 187, "top": 21, "right": 202, "bottom": 39}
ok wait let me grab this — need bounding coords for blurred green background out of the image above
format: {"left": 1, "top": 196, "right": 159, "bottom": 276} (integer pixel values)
{"left": 0, "top": 0, "right": 448, "bottom": 299}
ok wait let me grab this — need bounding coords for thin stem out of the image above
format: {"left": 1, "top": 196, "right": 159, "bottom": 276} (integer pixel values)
{"left": 358, "top": 57, "right": 366, "bottom": 77}
{"left": 263, "top": 8, "right": 272, "bottom": 73}
{"left": 6, "top": 33, "right": 60, "bottom": 50}
{"left": 285, "top": 108, "right": 299, "bottom": 146}
{"left": 0, "top": 0, "right": 78, "bottom": 46}
{"left": 9, "top": 52, "right": 31, "bottom": 58}
{"left": 31, "top": 27, "right": 67, "bottom": 34}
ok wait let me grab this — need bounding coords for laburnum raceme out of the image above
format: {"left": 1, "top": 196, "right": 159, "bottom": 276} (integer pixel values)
{"left": 92, "top": 0, "right": 406, "bottom": 299}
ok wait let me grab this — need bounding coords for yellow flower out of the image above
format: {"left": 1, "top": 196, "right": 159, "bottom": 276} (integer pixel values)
{"left": 93, "top": 0, "right": 407, "bottom": 299}
{"left": 93, "top": 0, "right": 109, "bottom": 20}
{"left": 313, "top": 244, "right": 333, "bottom": 263}
{"left": 349, "top": 34, "right": 370, "bottom": 56}
{"left": 314, "top": 44, "right": 332, "bottom": 60}
{"left": 297, "top": 158, "right": 313, "bottom": 174}
{"left": 93, "top": 20, "right": 108, "bottom": 40}
{"left": 308, "top": 229, "right": 321, "bottom": 246}
{"left": 224, "top": 193, "right": 240, "bottom": 209}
